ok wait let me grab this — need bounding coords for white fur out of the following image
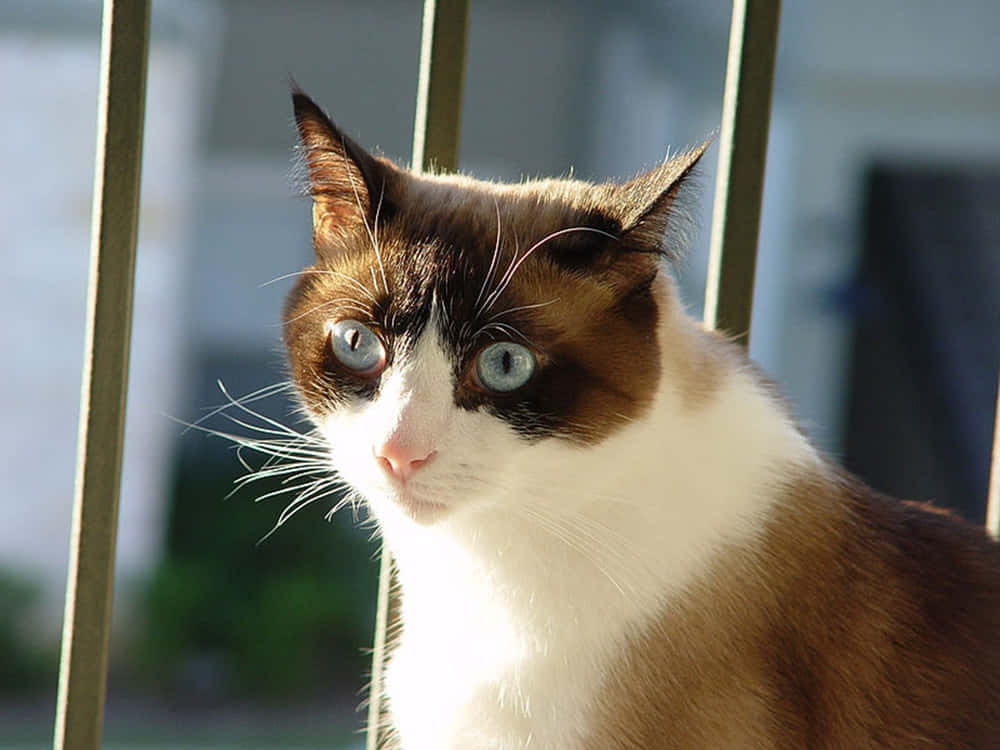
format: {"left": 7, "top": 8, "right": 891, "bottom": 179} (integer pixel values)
{"left": 319, "top": 285, "right": 818, "bottom": 749}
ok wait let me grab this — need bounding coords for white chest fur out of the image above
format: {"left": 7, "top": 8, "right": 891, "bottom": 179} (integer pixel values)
{"left": 386, "top": 526, "right": 629, "bottom": 750}
{"left": 377, "top": 358, "right": 817, "bottom": 750}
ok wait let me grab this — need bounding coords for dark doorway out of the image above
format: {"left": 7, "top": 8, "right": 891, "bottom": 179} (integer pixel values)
{"left": 844, "top": 163, "right": 1000, "bottom": 521}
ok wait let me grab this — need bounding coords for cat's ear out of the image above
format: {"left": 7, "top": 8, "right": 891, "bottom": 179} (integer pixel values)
{"left": 610, "top": 139, "right": 711, "bottom": 258}
{"left": 292, "top": 87, "right": 388, "bottom": 247}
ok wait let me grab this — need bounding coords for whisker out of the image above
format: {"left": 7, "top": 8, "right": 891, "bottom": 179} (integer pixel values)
{"left": 215, "top": 382, "right": 321, "bottom": 438}
{"left": 257, "top": 477, "right": 345, "bottom": 544}
{"left": 172, "top": 419, "right": 321, "bottom": 462}
{"left": 475, "top": 197, "right": 504, "bottom": 309}
{"left": 259, "top": 269, "right": 378, "bottom": 303}
{"left": 513, "top": 505, "right": 636, "bottom": 601}
{"left": 216, "top": 413, "right": 316, "bottom": 443}
{"left": 339, "top": 137, "right": 389, "bottom": 294}
{"left": 225, "top": 464, "right": 327, "bottom": 501}
{"left": 253, "top": 475, "right": 343, "bottom": 506}
{"left": 231, "top": 461, "right": 331, "bottom": 488}
{"left": 373, "top": 178, "right": 387, "bottom": 289}
{"left": 473, "top": 321, "right": 537, "bottom": 348}
{"left": 256, "top": 434, "right": 324, "bottom": 469}
{"left": 479, "top": 226, "right": 617, "bottom": 316}
{"left": 180, "top": 381, "right": 293, "bottom": 435}
{"left": 181, "top": 378, "right": 356, "bottom": 541}
{"left": 225, "top": 434, "right": 327, "bottom": 463}
{"left": 487, "top": 298, "right": 560, "bottom": 322}
{"left": 283, "top": 297, "right": 374, "bottom": 324}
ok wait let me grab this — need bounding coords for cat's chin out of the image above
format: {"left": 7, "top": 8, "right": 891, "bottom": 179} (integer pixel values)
{"left": 378, "top": 485, "right": 451, "bottom": 524}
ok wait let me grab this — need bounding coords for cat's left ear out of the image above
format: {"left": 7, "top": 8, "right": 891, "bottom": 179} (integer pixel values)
{"left": 610, "top": 139, "right": 711, "bottom": 258}
{"left": 292, "top": 87, "right": 391, "bottom": 249}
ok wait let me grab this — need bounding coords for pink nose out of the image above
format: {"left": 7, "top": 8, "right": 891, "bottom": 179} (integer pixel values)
{"left": 373, "top": 440, "right": 437, "bottom": 482}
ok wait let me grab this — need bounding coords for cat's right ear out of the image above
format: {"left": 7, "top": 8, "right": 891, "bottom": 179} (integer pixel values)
{"left": 291, "top": 88, "right": 386, "bottom": 248}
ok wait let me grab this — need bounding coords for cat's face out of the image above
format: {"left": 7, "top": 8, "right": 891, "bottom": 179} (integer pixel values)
{"left": 284, "top": 91, "right": 704, "bottom": 525}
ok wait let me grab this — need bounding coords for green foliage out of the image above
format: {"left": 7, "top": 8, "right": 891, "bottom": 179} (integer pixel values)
{"left": 0, "top": 567, "right": 56, "bottom": 693}
{"left": 133, "top": 444, "right": 379, "bottom": 700}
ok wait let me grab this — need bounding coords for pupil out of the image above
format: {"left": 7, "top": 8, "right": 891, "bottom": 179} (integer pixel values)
{"left": 348, "top": 329, "right": 360, "bottom": 351}
{"left": 501, "top": 350, "right": 512, "bottom": 374}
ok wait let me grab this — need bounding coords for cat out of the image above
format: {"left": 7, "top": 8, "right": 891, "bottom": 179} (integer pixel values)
{"left": 280, "top": 88, "right": 1000, "bottom": 749}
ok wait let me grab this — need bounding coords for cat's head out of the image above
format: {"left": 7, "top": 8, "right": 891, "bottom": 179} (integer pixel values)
{"left": 283, "top": 90, "right": 705, "bottom": 528}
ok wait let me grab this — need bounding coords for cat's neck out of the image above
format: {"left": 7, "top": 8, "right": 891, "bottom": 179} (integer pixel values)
{"left": 384, "top": 284, "right": 820, "bottom": 650}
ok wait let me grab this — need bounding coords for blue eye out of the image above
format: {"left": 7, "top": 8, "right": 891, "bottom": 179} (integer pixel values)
{"left": 328, "top": 320, "right": 386, "bottom": 376}
{"left": 475, "top": 342, "right": 536, "bottom": 393}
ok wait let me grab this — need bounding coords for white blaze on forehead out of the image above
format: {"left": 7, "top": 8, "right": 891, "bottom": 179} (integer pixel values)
{"left": 370, "top": 310, "right": 454, "bottom": 452}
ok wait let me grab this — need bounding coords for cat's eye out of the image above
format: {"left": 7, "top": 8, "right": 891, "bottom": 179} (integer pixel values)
{"left": 328, "top": 319, "right": 386, "bottom": 376}
{"left": 474, "top": 342, "right": 536, "bottom": 393}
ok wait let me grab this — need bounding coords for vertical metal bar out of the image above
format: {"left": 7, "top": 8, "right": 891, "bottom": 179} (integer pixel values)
{"left": 411, "top": 0, "right": 470, "bottom": 173}
{"left": 366, "top": 3, "right": 469, "bottom": 747}
{"left": 53, "top": 2, "right": 150, "bottom": 749}
{"left": 366, "top": 548, "right": 394, "bottom": 749}
{"left": 985, "top": 375, "right": 1000, "bottom": 538}
{"left": 703, "top": 0, "right": 781, "bottom": 348}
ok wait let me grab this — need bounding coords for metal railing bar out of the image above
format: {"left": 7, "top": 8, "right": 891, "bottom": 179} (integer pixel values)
{"left": 703, "top": 0, "right": 781, "bottom": 348}
{"left": 365, "top": 548, "right": 395, "bottom": 750}
{"left": 53, "top": 2, "right": 151, "bottom": 749}
{"left": 366, "top": 2, "right": 469, "bottom": 747}
{"left": 985, "top": 375, "right": 1000, "bottom": 538}
{"left": 411, "top": 0, "right": 470, "bottom": 173}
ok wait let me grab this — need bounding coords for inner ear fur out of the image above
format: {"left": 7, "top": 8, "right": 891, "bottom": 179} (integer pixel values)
{"left": 611, "top": 138, "right": 711, "bottom": 259}
{"left": 552, "top": 139, "right": 710, "bottom": 290}
{"left": 291, "top": 87, "right": 392, "bottom": 248}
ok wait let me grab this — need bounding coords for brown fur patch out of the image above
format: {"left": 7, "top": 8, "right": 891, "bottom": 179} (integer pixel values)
{"left": 585, "top": 468, "right": 1000, "bottom": 749}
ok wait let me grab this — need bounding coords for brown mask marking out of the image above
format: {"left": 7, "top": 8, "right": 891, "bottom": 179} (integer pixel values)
{"left": 285, "top": 90, "right": 709, "bottom": 444}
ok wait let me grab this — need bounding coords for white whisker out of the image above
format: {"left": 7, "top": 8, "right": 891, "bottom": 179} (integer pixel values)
{"left": 339, "top": 137, "right": 389, "bottom": 294}
{"left": 258, "top": 477, "right": 346, "bottom": 544}
{"left": 479, "top": 226, "right": 617, "bottom": 316}
{"left": 474, "top": 321, "right": 537, "bottom": 348}
{"left": 261, "top": 269, "right": 378, "bottom": 304}
{"left": 475, "top": 197, "right": 503, "bottom": 309}
{"left": 487, "top": 298, "right": 560, "bottom": 322}
{"left": 283, "top": 297, "right": 374, "bottom": 324}
{"left": 183, "top": 379, "right": 360, "bottom": 540}
{"left": 180, "top": 381, "right": 293, "bottom": 435}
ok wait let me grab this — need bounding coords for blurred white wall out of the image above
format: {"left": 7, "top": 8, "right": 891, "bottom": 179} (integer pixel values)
{"left": 0, "top": 0, "right": 220, "bottom": 637}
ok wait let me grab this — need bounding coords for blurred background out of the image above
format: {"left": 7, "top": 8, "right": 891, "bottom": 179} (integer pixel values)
{"left": 2, "top": 0, "right": 998, "bottom": 747}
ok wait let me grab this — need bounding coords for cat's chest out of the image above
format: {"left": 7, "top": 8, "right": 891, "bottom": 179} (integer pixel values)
{"left": 386, "top": 622, "right": 610, "bottom": 750}
{"left": 384, "top": 562, "right": 631, "bottom": 750}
